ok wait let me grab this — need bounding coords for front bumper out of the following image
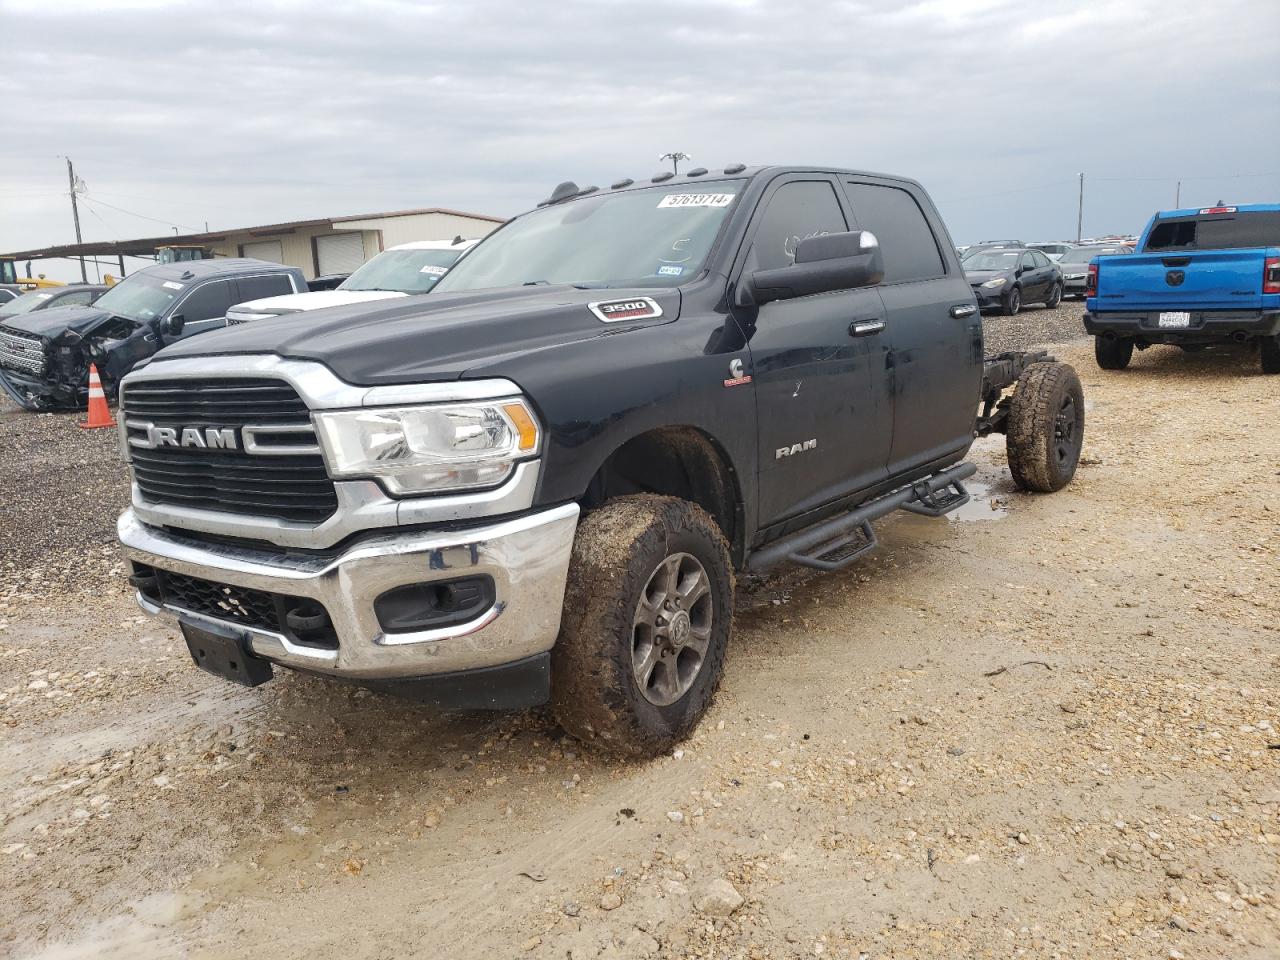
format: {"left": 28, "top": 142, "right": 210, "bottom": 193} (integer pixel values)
{"left": 1083, "top": 309, "right": 1280, "bottom": 343}
{"left": 118, "top": 503, "right": 580, "bottom": 684}
{"left": 971, "top": 284, "right": 1007, "bottom": 309}
{"left": 1062, "top": 275, "right": 1089, "bottom": 296}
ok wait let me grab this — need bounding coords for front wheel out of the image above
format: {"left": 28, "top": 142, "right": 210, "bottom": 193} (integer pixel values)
{"left": 1094, "top": 335, "right": 1133, "bottom": 370}
{"left": 551, "top": 495, "right": 734, "bottom": 757}
{"left": 1006, "top": 361, "right": 1085, "bottom": 493}
{"left": 1002, "top": 286, "right": 1022, "bottom": 316}
{"left": 1261, "top": 335, "right": 1280, "bottom": 374}
{"left": 1044, "top": 282, "right": 1062, "bottom": 309}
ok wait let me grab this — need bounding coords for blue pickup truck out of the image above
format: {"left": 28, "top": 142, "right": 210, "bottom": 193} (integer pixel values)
{"left": 1083, "top": 203, "right": 1280, "bottom": 373}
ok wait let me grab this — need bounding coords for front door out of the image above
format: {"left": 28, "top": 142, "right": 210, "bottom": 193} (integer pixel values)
{"left": 737, "top": 176, "right": 893, "bottom": 530}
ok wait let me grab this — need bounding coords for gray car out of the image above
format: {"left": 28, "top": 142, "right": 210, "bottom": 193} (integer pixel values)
{"left": 1057, "top": 245, "right": 1131, "bottom": 298}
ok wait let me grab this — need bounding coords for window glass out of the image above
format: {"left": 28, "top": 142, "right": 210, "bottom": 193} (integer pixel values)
{"left": 60, "top": 290, "right": 94, "bottom": 305}
{"left": 341, "top": 248, "right": 467, "bottom": 294}
{"left": 746, "top": 181, "right": 848, "bottom": 273}
{"left": 178, "top": 280, "right": 236, "bottom": 322}
{"left": 1145, "top": 211, "right": 1280, "bottom": 251}
{"left": 237, "top": 274, "right": 295, "bottom": 302}
{"left": 845, "top": 182, "right": 944, "bottom": 283}
{"left": 436, "top": 181, "right": 745, "bottom": 292}
{"left": 1032, "top": 251, "right": 1051, "bottom": 268}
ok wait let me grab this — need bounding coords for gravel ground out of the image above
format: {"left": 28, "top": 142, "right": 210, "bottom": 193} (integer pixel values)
{"left": 3, "top": 332, "right": 1278, "bottom": 960}
{"left": 979, "top": 299, "right": 1090, "bottom": 356}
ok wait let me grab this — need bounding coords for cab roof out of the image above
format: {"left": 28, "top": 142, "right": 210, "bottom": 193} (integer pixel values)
{"left": 139, "top": 258, "right": 300, "bottom": 281}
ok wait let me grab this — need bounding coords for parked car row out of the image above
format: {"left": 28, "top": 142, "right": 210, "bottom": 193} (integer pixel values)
{"left": 0, "top": 237, "right": 478, "bottom": 410}
{"left": 956, "top": 237, "right": 1138, "bottom": 314}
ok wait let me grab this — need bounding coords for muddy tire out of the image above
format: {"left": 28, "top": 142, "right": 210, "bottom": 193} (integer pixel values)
{"left": 551, "top": 495, "right": 733, "bottom": 758}
{"left": 1006, "top": 361, "right": 1084, "bottom": 493}
{"left": 1094, "top": 335, "right": 1133, "bottom": 370}
{"left": 1261, "top": 335, "right": 1280, "bottom": 374}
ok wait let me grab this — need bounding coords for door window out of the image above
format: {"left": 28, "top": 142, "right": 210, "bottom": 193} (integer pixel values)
{"left": 236, "top": 273, "right": 295, "bottom": 302}
{"left": 176, "top": 280, "right": 236, "bottom": 322}
{"left": 59, "top": 290, "right": 96, "bottom": 306}
{"left": 845, "top": 183, "right": 945, "bottom": 283}
{"left": 746, "top": 181, "right": 849, "bottom": 273}
{"left": 1032, "top": 251, "right": 1051, "bottom": 268}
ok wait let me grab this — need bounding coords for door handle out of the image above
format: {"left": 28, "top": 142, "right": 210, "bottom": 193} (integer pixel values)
{"left": 950, "top": 304, "right": 978, "bottom": 319}
{"left": 848, "top": 319, "right": 886, "bottom": 337}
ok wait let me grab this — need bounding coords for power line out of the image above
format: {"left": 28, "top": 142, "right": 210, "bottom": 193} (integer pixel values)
{"left": 78, "top": 195, "right": 197, "bottom": 232}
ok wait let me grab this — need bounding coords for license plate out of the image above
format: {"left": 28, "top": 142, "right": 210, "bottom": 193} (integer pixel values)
{"left": 1158, "top": 311, "right": 1191, "bottom": 328}
{"left": 180, "top": 620, "right": 273, "bottom": 687}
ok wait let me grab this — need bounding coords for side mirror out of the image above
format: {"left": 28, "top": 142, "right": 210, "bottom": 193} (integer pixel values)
{"left": 744, "top": 231, "right": 885, "bottom": 306}
{"left": 159, "top": 313, "right": 185, "bottom": 337}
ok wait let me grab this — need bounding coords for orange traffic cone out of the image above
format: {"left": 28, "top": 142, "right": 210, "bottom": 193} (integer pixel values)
{"left": 78, "top": 364, "right": 117, "bottom": 429}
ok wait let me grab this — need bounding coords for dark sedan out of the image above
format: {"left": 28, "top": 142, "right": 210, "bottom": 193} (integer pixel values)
{"left": 0, "top": 284, "right": 107, "bottom": 319}
{"left": 1057, "top": 244, "right": 1132, "bottom": 298}
{"left": 963, "top": 248, "right": 1062, "bottom": 315}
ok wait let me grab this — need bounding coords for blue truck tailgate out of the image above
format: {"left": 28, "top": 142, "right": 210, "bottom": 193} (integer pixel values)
{"left": 1093, "top": 248, "right": 1273, "bottom": 311}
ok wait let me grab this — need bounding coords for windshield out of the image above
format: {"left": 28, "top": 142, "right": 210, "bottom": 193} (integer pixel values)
{"left": 435, "top": 181, "right": 745, "bottom": 293}
{"left": 339, "top": 247, "right": 467, "bottom": 294}
{"left": 963, "top": 251, "right": 1022, "bottom": 271}
{"left": 1060, "top": 246, "right": 1122, "bottom": 263}
{"left": 92, "top": 272, "right": 183, "bottom": 322}
{"left": 0, "top": 290, "right": 56, "bottom": 316}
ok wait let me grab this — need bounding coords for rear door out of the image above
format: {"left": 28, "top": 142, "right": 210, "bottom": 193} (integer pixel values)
{"left": 843, "top": 178, "right": 982, "bottom": 476}
{"left": 742, "top": 176, "right": 893, "bottom": 529}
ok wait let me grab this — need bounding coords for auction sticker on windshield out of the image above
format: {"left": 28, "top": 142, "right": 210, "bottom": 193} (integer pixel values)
{"left": 419, "top": 264, "right": 448, "bottom": 275}
{"left": 162, "top": 281, "right": 184, "bottom": 290}
{"left": 657, "top": 194, "right": 735, "bottom": 209}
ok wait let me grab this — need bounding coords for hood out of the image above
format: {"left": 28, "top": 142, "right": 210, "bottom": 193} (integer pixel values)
{"left": 963, "top": 269, "right": 1011, "bottom": 284}
{"left": 226, "top": 289, "right": 404, "bottom": 319}
{"left": 0, "top": 304, "right": 112, "bottom": 339}
{"left": 152, "top": 284, "right": 681, "bottom": 385}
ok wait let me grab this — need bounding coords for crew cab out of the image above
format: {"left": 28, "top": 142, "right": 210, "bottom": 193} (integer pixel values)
{"left": 116, "top": 165, "right": 1085, "bottom": 757}
{"left": 1083, "top": 204, "right": 1280, "bottom": 373}
{"left": 223, "top": 239, "right": 479, "bottom": 326}
{"left": 0, "top": 259, "right": 305, "bottom": 410}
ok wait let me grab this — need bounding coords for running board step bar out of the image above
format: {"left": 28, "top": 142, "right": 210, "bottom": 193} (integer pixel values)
{"left": 748, "top": 462, "right": 978, "bottom": 574}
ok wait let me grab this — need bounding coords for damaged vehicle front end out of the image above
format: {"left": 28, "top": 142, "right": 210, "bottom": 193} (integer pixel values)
{"left": 0, "top": 306, "right": 159, "bottom": 411}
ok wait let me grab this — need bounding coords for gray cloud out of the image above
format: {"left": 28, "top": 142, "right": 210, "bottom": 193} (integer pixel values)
{"left": 1, "top": 0, "right": 1276, "bottom": 279}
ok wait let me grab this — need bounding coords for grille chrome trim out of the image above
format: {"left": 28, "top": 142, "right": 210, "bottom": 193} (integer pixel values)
{"left": 119, "top": 356, "right": 540, "bottom": 549}
{"left": 0, "top": 326, "right": 46, "bottom": 376}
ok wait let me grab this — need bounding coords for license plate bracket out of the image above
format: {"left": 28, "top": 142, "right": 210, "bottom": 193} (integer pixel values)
{"left": 1158, "top": 311, "right": 1191, "bottom": 328}
{"left": 180, "top": 619, "right": 273, "bottom": 687}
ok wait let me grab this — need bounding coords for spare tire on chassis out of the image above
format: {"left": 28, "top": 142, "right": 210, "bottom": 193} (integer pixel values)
{"left": 551, "top": 495, "right": 734, "bottom": 758}
{"left": 1005, "top": 360, "right": 1085, "bottom": 492}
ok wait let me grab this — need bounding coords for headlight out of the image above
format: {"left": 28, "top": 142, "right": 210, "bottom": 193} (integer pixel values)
{"left": 981, "top": 277, "right": 1007, "bottom": 289}
{"left": 314, "top": 398, "right": 540, "bottom": 495}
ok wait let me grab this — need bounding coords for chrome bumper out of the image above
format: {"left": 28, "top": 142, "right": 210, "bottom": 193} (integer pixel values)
{"left": 118, "top": 504, "right": 579, "bottom": 680}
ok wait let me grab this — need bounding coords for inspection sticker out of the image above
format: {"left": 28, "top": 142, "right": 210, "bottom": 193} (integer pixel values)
{"left": 657, "top": 193, "right": 734, "bottom": 209}
{"left": 162, "top": 281, "right": 185, "bottom": 290}
{"left": 419, "top": 264, "right": 448, "bottom": 275}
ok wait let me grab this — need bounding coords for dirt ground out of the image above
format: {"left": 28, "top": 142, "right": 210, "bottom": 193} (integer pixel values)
{"left": 1, "top": 328, "right": 1277, "bottom": 959}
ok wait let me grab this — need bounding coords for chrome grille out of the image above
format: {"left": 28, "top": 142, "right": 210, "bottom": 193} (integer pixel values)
{"left": 0, "top": 326, "right": 46, "bottom": 376}
{"left": 121, "top": 377, "right": 338, "bottom": 524}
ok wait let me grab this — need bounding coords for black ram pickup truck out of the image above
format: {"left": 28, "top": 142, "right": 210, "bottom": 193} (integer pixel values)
{"left": 116, "top": 165, "right": 1085, "bottom": 756}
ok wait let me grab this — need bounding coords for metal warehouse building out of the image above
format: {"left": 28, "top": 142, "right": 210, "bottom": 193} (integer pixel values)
{"left": 4, "top": 207, "right": 506, "bottom": 282}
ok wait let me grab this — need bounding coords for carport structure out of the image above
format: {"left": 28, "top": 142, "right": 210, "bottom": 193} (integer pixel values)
{"left": 2, "top": 206, "right": 504, "bottom": 282}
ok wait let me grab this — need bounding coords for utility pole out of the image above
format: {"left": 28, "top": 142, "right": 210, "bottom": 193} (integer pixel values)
{"left": 1175, "top": 180, "right": 1181, "bottom": 207}
{"left": 65, "top": 158, "right": 87, "bottom": 282}
{"left": 659, "top": 151, "right": 691, "bottom": 175}
{"left": 1076, "top": 172, "right": 1084, "bottom": 243}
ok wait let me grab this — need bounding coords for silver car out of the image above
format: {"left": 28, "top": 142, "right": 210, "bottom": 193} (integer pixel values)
{"left": 1057, "top": 244, "right": 1131, "bottom": 298}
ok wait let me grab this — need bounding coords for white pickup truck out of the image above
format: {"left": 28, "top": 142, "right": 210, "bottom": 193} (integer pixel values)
{"left": 223, "top": 238, "right": 479, "bottom": 326}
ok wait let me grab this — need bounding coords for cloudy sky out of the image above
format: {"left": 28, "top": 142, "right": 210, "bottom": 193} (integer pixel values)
{"left": 2, "top": 0, "right": 1276, "bottom": 281}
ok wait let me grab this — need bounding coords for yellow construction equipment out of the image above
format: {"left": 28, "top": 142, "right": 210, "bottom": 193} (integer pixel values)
{"left": 0, "top": 258, "right": 66, "bottom": 289}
